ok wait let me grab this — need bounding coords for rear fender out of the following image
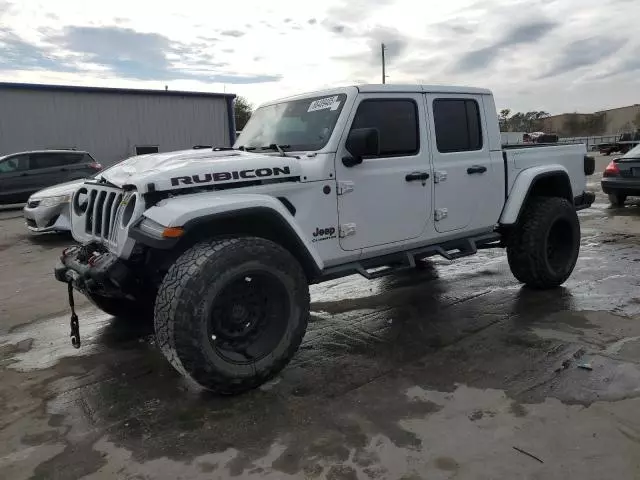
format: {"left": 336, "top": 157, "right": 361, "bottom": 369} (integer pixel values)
{"left": 500, "top": 165, "right": 572, "bottom": 225}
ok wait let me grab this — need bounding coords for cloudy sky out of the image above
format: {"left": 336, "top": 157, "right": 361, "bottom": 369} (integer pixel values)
{"left": 1, "top": 0, "right": 638, "bottom": 113}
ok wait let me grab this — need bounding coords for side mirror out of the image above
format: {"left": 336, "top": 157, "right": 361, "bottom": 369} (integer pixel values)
{"left": 343, "top": 128, "right": 380, "bottom": 167}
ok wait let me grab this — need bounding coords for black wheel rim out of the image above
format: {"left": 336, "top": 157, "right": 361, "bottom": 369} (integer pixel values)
{"left": 208, "top": 271, "right": 290, "bottom": 364}
{"left": 546, "top": 218, "right": 574, "bottom": 273}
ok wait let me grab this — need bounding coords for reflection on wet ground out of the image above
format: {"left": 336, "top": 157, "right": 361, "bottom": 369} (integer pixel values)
{"left": 2, "top": 203, "right": 640, "bottom": 478}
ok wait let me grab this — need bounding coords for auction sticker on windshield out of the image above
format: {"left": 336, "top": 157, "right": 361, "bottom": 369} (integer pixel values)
{"left": 308, "top": 96, "right": 341, "bottom": 112}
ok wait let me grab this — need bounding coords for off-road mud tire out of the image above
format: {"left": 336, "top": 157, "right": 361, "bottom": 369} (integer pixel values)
{"left": 154, "top": 237, "right": 310, "bottom": 395}
{"left": 507, "top": 197, "right": 580, "bottom": 289}
{"left": 608, "top": 193, "right": 627, "bottom": 207}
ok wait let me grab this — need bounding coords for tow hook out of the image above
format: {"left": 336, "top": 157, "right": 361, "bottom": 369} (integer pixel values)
{"left": 67, "top": 281, "right": 81, "bottom": 348}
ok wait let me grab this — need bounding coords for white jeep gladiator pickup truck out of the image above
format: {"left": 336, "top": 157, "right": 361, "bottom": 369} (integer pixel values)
{"left": 55, "top": 84, "right": 595, "bottom": 394}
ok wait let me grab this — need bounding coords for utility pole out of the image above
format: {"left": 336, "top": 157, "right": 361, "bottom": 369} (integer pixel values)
{"left": 381, "top": 43, "right": 386, "bottom": 84}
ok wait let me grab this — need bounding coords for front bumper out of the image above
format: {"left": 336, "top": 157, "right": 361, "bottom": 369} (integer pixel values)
{"left": 601, "top": 177, "right": 640, "bottom": 196}
{"left": 54, "top": 243, "right": 135, "bottom": 298}
{"left": 23, "top": 203, "right": 71, "bottom": 232}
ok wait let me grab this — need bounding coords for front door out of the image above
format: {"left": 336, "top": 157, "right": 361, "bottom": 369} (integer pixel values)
{"left": 0, "top": 154, "right": 31, "bottom": 203}
{"left": 335, "top": 94, "right": 431, "bottom": 251}
{"left": 426, "top": 94, "right": 497, "bottom": 233}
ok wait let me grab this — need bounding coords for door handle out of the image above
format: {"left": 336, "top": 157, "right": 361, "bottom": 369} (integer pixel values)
{"left": 467, "top": 165, "right": 487, "bottom": 174}
{"left": 20, "top": 173, "right": 29, "bottom": 177}
{"left": 405, "top": 172, "right": 430, "bottom": 182}
{"left": 61, "top": 168, "right": 68, "bottom": 172}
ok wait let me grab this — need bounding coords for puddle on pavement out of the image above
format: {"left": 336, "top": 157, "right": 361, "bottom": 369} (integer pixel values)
{"left": 310, "top": 250, "right": 507, "bottom": 308}
{"left": 33, "top": 383, "right": 640, "bottom": 479}
{"left": 0, "top": 307, "right": 151, "bottom": 372}
{"left": 1, "top": 310, "right": 106, "bottom": 371}
{"left": 2, "top": 233, "right": 640, "bottom": 478}
{"left": 398, "top": 384, "right": 640, "bottom": 479}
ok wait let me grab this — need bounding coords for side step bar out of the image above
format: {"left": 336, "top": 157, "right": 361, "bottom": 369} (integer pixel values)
{"left": 319, "top": 232, "right": 501, "bottom": 281}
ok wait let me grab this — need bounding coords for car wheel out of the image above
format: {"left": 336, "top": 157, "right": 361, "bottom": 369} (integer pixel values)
{"left": 154, "top": 237, "right": 310, "bottom": 395}
{"left": 608, "top": 193, "right": 627, "bottom": 207}
{"left": 507, "top": 197, "right": 580, "bottom": 289}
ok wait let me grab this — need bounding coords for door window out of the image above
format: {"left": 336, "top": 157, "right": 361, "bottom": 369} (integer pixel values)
{"left": 136, "top": 146, "right": 159, "bottom": 155}
{"left": 350, "top": 99, "right": 419, "bottom": 157}
{"left": 433, "top": 99, "right": 483, "bottom": 153}
{"left": 30, "top": 153, "right": 82, "bottom": 169}
{"left": 0, "top": 155, "right": 29, "bottom": 173}
{"left": 60, "top": 153, "right": 84, "bottom": 165}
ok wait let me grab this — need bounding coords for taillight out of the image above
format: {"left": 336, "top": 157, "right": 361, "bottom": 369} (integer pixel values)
{"left": 604, "top": 160, "right": 620, "bottom": 177}
{"left": 89, "top": 162, "right": 103, "bottom": 170}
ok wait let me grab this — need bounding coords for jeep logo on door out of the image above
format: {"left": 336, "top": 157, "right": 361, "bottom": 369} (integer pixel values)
{"left": 170, "top": 166, "right": 291, "bottom": 187}
{"left": 312, "top": 226, "right": 336, "bottom": 242}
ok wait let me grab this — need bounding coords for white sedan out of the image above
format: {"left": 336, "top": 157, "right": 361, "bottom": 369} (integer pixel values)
{"left": 23, "top": 179, "right": 85, "bottom": 233}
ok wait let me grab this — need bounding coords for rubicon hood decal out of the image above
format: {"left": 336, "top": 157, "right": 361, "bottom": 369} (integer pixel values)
{"left": 99, "top": 149, "right": 301, "bottom": 193}
{"left": 171, "top": 166, "right": 292, "bottom": 186}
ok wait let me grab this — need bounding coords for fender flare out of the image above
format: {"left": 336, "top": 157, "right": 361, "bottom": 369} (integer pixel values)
{"left": 499, "top": 165, "right": 572, "bottom": 225}
{"left": 134, "top": 193, "right": 324, "bottom": 273}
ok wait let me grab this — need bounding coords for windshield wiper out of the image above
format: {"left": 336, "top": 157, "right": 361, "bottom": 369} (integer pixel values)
{"left": 260, "top": 144, "right": 291, "bottom": 157}
{"left": 236, "top": 144, "right": 295, "bottom": 157}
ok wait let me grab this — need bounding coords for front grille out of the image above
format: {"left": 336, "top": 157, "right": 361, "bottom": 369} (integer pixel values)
{"left": 79, "top": 185, "right": 129, "bottom": 247}
{"left": 27, "top": 200, "right": 40, "bottom": 208}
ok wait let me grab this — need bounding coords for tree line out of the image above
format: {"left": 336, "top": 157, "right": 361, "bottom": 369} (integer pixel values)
{"left": 500, "top": 108, "right": 640, "bottom": 137}
{"left": 234, "top": 96, "right": 253, "bottom": 131}
{"left": 499, "top": 109, "right": 606, "bottom": 136}
{"left": 498, "top": 109, "right": 550, "bottom": 133}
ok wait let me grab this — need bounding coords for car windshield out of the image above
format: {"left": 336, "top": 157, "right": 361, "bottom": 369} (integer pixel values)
{"left": 234, "top": 93, "right": 347, "bottom": 152}
{"left": 622, "top": 143, "right": 640, "bottom": 159}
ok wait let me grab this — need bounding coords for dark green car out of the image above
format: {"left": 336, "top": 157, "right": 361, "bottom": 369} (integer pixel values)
{"left": 0, "top": 149, "right": 102, "bottom": 204}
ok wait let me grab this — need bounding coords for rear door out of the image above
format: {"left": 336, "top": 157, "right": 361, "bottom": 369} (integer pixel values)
{"left": 29, "top": 152, "right": 85, "bottom": 189}
{"left": 0, "top": 155, "right": 31, "bottom": 203}
{"left": 64, "top": 152, "right": 93, "bottom": 177}
{"left": 426, "top": 94, "right": 499, "bottom": 233}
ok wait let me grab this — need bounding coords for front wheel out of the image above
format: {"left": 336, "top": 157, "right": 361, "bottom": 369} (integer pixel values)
{"left": 507, "top": 197, "right": 580, "bottom": 289}
{"left": 154, "top": 237, "right": 310, "bottom": 394}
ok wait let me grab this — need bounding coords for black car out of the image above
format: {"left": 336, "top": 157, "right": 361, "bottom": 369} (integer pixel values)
{"left": 0, "top": 150, "right": 102, "bottom": 204}
{"left": 601, "top": 143, "right": 640, "bottom": 206}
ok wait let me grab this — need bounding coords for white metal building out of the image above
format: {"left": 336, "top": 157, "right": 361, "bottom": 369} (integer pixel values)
{"left": 0, "top": 82, "right": 236, "bottom": 166}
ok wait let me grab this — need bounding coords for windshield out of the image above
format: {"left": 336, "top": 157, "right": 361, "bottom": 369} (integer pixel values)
{"left": 235, "top": 93, "right": 347, "bottom": 151}
{"left": 622, "top": 143, "right": 640, "bottom": 159}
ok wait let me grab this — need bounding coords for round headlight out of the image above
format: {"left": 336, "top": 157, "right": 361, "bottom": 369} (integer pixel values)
{"left": 73, "top": 187, "right": 89, "bottom": 215}
{"left": 121, "top": 194, "right": 137, "bottom": 227}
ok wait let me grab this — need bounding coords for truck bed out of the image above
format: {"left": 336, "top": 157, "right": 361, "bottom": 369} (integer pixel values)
{"left": 503, "top": 143, "right": 588, "bottom": 203}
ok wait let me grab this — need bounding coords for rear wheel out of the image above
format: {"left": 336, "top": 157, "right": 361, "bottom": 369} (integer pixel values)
{"left": 154, "top": 237, "right": 309, "bottom": 394}
{"left": 608, "top": 193, "right": 627, "bottom": 206}
{"left": 507, "top": 197, "right": 580, "bottom": 289}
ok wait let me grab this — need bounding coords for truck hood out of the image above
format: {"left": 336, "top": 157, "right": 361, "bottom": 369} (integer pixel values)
{"left": 98, "top": 149, "right": 302, "bottom": 193}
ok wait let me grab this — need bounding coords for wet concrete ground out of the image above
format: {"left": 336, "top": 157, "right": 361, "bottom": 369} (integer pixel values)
{"left": 2, "top": 156, "right": 640, "bottom": 479}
